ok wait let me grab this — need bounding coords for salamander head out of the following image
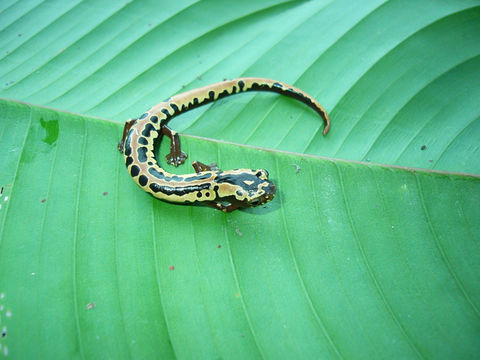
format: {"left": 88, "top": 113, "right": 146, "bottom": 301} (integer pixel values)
{"left": 214, "top": 169, "right": 276, "bottom": 209}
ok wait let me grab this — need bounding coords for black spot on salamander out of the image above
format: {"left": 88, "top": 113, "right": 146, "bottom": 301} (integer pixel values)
{"left": 238, "top": 80, "right": 245, "bottom": 91}
{"left": 149, "top": 183, "right": 162, "bottom": 193}
{"left": 150, "top": 115, "right": 158, "bottom": 123}
{"left": 231, "top": 85, "right": 237, "bottom": 94}
{"left": 138, "top": 137, "right": 148, "bottom": 145}
{"left": 214, "top": 173, "right": 241, "bottom": 185}
{"left": 126, "top": 156, "right": 133, "bottom": 167}
{"left": 137, "top": 147, "right": 148, "bottom": 163}
{"left": 148, "top": 167, "right": 165, "bottom": 179}
{"left": 124, "top": 130, "right": 133, "bottom": 156}
{"left": 291, "top": 89, "right": 308, "bottom": 101}
{"left": 215, "top": 172, "right": 261, "bottom": 190}
{"left": 208, "top": 90, "right": 215, "bottom": 100}
{"left": 280, "top": 87, "right": 313, "bottom": 106}
{"left": 272, "top": 82, "right": 283, "bottom": 89}
{"left": 161, "top": 108, "right": 171, "bottom": 118}
{"left": 255, "top": 82, "right": 276, "bottom": 92}
{"left": 142, "top": 123, "right": 156, "bottom": 137}
{"left": 251, "top": 82, "right": 272, "bottom": 92}
{"left": 169, "top": 174, "right": 185, "bottom": 182}
{"left": 139, "top": 175, "right": 148, "bottom": 186}
{"left": 148, "top": 161, "right": 153, "bottom": 166}
{"left": 183, "top": 97, "right": 204, "bottom": 111}
{"left": 149, "top": 183, "right": 210, "bottom": 196}
{"left": 217, "top": 89, "right": 230, "bottom": 100}
{"left": 197, "top": 192, "right": 202, "bottom": 198}
{"left": 213, "top": 185, "right": 219, "bottom": 192}
{"left": 183, "top": 173, "right": 213, "bottom": 182}
{"left": 148, "top": 167, "right": 183, "bottom": 182}
{"left": 170, "top": 103, "right": 179, "bottom": 114}
{"left": 130, "top": 165, "right": 140, "bottom": 177}
{"left": 139, "top": 113, "right": 149, "bottom": 119}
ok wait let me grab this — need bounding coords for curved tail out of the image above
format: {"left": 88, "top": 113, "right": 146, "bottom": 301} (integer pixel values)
{"left": 150, "top": 77, "right": 330, "bottom": 135}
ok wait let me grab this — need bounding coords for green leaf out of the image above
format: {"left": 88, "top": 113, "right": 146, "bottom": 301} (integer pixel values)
{"left": 1, "top": 1, "right": 479, "bottom": 172}
{"left": 1, "top": 98, "right": 479, "bottom": 358}
{"left": 0, "top": 1, "right": 479, "bottom": 359}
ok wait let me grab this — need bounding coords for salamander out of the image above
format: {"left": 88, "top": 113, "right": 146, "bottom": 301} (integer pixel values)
{"left": 118, "top": 77, "right": 330, "bottom": 212}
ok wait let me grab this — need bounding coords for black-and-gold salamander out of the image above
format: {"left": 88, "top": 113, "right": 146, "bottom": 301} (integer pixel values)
{"left": 118, "top": 77, "right": 330, "bottom": 212}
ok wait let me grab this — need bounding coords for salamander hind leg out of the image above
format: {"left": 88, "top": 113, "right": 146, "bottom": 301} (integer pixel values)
{"left": 192, "top": 161, "right": 220, "bottom": 173}
{"left": 118, "top": 118, "right": 137, "bottom": 153}
{"left": 161, "top": 124, "right": 187, "bottom": 167}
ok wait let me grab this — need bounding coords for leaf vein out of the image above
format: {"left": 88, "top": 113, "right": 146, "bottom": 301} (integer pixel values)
{"left": 414, "top": 173, "right": 480, "bottom": 318}
{"left": 276, "top": 158, "right": 344, "bottom": 359}
{"left": 151, "top": 205, "right": 178, "bottom": 359}
{"left": 72, "top": 116, "right": 87, "bottom": 360}
{"left": 336, "top": 163, "right": 424, "bottom": 359}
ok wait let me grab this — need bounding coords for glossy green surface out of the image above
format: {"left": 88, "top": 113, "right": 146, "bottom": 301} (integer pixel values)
{"left": 1, "top": 0, "right": 478, "bottom": 172}
{"left": 1, "top": 99, "right": 479, "bottom": 359}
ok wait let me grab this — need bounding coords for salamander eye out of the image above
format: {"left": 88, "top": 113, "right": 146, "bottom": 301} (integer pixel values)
{"left": 236, "top": 189, "right": 245, "bottom": 198}
{"left": 255, "top": 169, "right": 269, "bottom": 180}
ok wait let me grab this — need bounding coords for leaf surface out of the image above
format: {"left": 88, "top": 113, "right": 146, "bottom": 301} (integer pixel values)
{"left": 1, "top": 99, "right": 479, "bottom": 359}
{"left": 1, "top": 1, "right": 479, "bottom": 172}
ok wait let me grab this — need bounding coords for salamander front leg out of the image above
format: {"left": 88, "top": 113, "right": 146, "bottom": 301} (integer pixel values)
{"left": 192, "top": 161, "right": 220, "bottom": 173}
{"left": 204, "top": 201, "right": 240, "bottom": 213}
{"left": 162, "top": 124, "right": 187, "bottom": 167}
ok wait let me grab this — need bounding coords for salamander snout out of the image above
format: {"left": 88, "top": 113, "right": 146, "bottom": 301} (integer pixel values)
{"left": 264, "top": 181, "right": 276, "bottom": 195}
{"left": 247, "top": 178, "right": 276, "bottom": 207}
